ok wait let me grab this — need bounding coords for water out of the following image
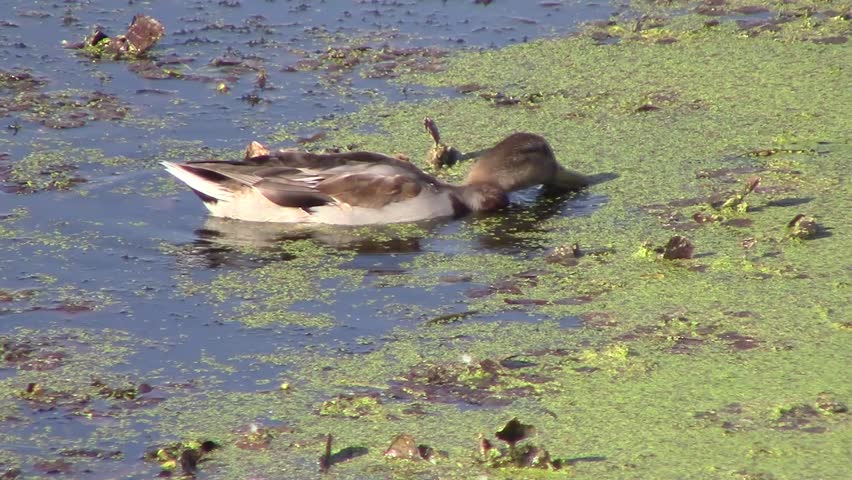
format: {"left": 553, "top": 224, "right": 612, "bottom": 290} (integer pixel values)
{"left": 0, "top": 1, "right": 613, "bottom": 477}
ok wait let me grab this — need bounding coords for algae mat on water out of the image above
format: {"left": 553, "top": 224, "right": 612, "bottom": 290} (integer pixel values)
{"left": 3, "top": 10, "right": 849, "bottom": 480}
{"left": 236, "top": 14, "right": 852, "bottom": 480}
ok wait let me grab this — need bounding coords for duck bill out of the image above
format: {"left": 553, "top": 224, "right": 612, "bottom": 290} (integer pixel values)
{"left": 549, "top": 165, "right": 588, "bottom": 191}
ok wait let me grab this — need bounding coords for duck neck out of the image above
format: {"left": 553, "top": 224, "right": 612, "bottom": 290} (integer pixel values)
{"left": 451, "top": 182, "right": 509, "bottom": 215}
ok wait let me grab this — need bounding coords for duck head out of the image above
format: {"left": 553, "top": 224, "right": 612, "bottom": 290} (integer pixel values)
{"left": 465, "top": 132, "right": 588, "bottom": 193}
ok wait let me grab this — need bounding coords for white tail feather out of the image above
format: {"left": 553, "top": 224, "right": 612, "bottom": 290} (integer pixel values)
{"left": 294, "top": 176, "right": 323, "bottom": 183}
{"left": 162, "top": 161, "right": 234, "bottom": 201}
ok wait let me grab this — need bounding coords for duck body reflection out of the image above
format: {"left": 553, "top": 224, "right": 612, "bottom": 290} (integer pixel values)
{"left": 186, "top": 188, "right": 607, "bottom": 268}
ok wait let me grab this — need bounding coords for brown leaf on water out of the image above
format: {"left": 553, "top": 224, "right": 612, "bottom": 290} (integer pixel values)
{"left": 383, "top": 434, "right": 420, "bottom": 460}
{"left": 662, "top": 235, "right": 694, "bottom": 260}
{"left": 124, "top": 15, "right": 166, "bottom": 55}
{"left": 75, "top": 15, "right": 164, "bottom": 58}
{"left": 245, "top": 141, "right": 270, "bottom": 159}
{"left": 495, "top": 418, "right": 536, "bottom": 448}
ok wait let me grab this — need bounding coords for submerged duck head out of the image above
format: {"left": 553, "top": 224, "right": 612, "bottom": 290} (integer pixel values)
{"left": 458, "top": 132, "right": 588, "bottom": 211}
{"left": 466, "top": 132, "right": 586, "bottom": 192}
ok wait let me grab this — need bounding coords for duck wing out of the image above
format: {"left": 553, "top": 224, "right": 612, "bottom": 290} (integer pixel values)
{"left": 170, "top": 150, "right": 436, "bottom": 211}
{"left": 314, "top": 173, "right": 423, "bottom": 209}
{"left": 241, "top": 151, "right": 429, "bottom": 179}
{"left": 165, "top": 161, "right": 334, "bottom": 208}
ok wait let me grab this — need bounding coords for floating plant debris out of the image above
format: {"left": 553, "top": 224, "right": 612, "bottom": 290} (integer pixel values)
{"left": 662, "top": 236, "right": 695, "bottom": 260}
{"left": 775, "top": 405, "right": 824, "bottom": 432}
{"left": 319, "top": 434, "right": 333, "bottom": 473}
{"left": 19, "top": 382, "right": 89, "bottom": 411}
{"left": 715, "top": 177, "right": 760, "bottom": 212}
{"left": 787, "top": 214, "right": 819, "bottom": 240}
{"left": 479, "top": 90, "right": 544, "bottom": 106}
{"left": 67, "top": 15, "right": 165, "bottom": 59}
{"left": 636, "top": 237, "right": 695, "bottom": 260}
{"left": 692, "top": 211, "right": 720, "bottom": 224}
{"left": 495, "top": 418, "right": 536, "bottom": 448}
{"left": 392, "top": 358, "right": 548, "bottom": 406}
{"left": 318, "top": 393, "right": 382, "bottom": 418}
{"left": 716, "top": 331, "right": 760, "bottom": 350}
{"left": 383, "top": 434, "right": 420, "bottom": 461}
{"left": 282, "top": 44, "right": 447, "bottom": 79}
{"left": 545, "top": 243, "right": 582, "bottom": 266}
{"left": 33, "top": 460, "right": 72, "bottom": 475}
{"left": 424, "top": 117, "right": 461, "bottom": 169}
{"left": 145, "top": 440, "right": 219, "bottom": 476}
{"left": 91, "top": 379, "right": 153, "bottom": 400}
{"left": 0, "top": 69, "right": 46, "bottom": 91}
{"left": 0, "top": 1, "right": 849, "bottom": 478}
{"left": 424, "top": 310, "right": 477, "bottom": 326}
{"left": 244, "top": 140, "right": 271, "bottom": 159}
{"left": 234, "top": 424, "right": 279, "bottom": 450}
{"left": 255, "top": 68, "right": 268, "bottom": 89}
{"left": 0, "top": 90, "right": 128, "bottom": 129}
{"left": 59, "top": 448, "right": 123, "bottom": 460}
{"left": 479, "top": 418, "right": 566, "bottom": 470}
{"left": 815, "top": 392, "right": 848, "bottom": 415}
{"left": 478, "top": 434, "right": 496, "bottom": 461}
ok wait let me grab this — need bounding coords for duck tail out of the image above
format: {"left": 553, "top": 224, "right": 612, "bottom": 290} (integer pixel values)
{"left": 161, "top": 161, "right": 234, "bottom": 202}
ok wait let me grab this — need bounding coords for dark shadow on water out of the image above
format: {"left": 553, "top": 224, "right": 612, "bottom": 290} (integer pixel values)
{"left": 762, "top": 197, "right": 814, "bottom": 208}
{"left": 749, "top": 196, "right": 813, "bottom": 212}
{"left": 809, "top": 226, "right": 833, "bottom": 240}
{"left": 329, "top": 446, "right": 369, "bottom": 466}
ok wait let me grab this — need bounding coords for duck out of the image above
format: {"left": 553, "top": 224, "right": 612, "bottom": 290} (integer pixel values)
{"left": 162, "top": 132, "right": 588, "bottom": 225}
